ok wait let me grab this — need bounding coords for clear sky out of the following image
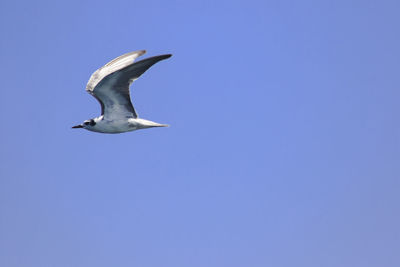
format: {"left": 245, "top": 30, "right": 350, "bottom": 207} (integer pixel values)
{"left": 0, "top": 0, "right": 399, "bottom": 266}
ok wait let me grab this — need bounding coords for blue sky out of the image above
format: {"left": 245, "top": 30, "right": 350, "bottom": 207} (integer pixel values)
{"left": 0, "top": 0, "right": 399, "bottom": 266}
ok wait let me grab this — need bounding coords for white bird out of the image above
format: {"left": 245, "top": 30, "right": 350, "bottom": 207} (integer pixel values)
{"left": 72, "top": 50, "right": 172, "bottom": 134}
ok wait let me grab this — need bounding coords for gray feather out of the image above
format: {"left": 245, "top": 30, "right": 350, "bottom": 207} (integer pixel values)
{"left": 85, "top": 52, "right": 172, "bottom": 120}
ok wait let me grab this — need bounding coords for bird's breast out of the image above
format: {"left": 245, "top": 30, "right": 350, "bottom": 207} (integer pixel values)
{"left": 91, "top": 119, "right": 137, "bottom": 133}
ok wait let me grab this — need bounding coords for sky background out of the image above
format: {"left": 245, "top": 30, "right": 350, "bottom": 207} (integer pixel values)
{"left": 0, "top": 0, "right": 399, "bottom": 266}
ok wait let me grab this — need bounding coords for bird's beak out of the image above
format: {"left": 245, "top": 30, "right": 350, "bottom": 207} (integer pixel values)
{"left": 72, "top": 124, "right": 83, "bottom": 129}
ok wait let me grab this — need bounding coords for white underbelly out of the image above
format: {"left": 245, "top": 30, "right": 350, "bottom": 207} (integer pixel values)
{"left": 91, "top": 120, "right": 137, "bottom": 133}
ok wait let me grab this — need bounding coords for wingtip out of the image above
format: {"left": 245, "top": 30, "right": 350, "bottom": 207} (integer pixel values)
{"left": 160, "top": 54, "right": 172, "bottom": 60}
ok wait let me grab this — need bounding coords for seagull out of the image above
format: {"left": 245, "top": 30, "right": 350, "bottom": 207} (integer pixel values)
{"left": 72, "top": 50, "right": 172, "bottom": 134}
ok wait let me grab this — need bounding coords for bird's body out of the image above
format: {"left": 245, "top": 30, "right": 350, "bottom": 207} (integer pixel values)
{"left": 84, "top": 116, "right": 168, "bottom": 134}
{"left": 72, "top": 50, "right": 171, "bottom": 134}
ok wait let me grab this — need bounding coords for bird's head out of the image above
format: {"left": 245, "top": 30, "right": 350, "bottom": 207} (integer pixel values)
{"left": 72, "top": 119, "right": 96, "bottom": 129}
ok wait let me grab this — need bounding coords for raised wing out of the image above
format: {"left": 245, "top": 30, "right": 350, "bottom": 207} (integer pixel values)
{"left": 86, "top": 52, "right": 172, "bottom": 120}
{"left": 86, "top": 50, "right": 146, "bottom": 92}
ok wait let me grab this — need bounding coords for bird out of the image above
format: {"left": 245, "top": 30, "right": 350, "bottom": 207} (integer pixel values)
{"left": 72, "top": 50, "right": 172, "bottom": 134}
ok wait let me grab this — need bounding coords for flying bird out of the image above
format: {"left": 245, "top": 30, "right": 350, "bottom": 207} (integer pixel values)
{"left": 72, "top": 50, "right": 172, "bottom": 133}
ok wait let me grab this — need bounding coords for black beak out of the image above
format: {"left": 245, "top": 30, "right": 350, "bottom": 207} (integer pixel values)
{"left": 72, "top": 124, "right": 83, "bottom": 129}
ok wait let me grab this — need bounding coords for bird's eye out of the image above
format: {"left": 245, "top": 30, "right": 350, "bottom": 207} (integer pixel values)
{"left": 84, "top": 121, "right": 90, "bottom": 125}
{"left": 89, "top": 120, "right": 96, "bottom": 126}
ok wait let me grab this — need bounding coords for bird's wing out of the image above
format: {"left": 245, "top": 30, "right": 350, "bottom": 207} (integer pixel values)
{"left": 86, "top": 52, "right": 172, "bottom": 120}
{"left": 86, "top": 50, "right": 146, "bottom": 117}
{"left": 86, "top": 50, "right": 146, "bottom": 92}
